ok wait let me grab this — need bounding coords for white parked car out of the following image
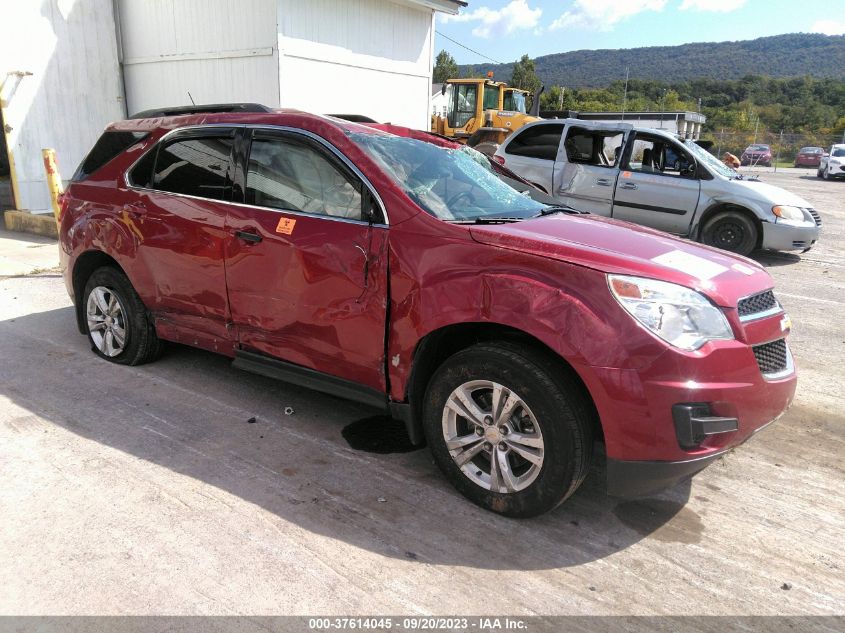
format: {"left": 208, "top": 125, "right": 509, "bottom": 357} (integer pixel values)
{"left": 818, "top": 144, "right": 845, "bottom": 180}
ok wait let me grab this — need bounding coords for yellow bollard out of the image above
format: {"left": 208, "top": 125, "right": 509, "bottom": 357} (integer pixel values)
{"left": 41, "top": 148, "right": 64, "bottom": 228}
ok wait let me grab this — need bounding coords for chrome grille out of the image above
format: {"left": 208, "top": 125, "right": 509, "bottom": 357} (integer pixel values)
{"left": 753, "top": 339, "right": 788, "bottom": 375}
{"left": 807, "top": 208, "right": 822, "bottom": 227}
{"left": 737, "top": 290, "right": 778, "bottom": 318}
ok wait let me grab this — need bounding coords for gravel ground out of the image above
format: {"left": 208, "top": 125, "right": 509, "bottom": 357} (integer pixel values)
{"left": 0, "top": 170, "right": 842, "bottom": 620}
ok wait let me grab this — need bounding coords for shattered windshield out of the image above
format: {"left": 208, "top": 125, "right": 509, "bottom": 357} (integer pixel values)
{"left": 350, "top": 133, "right": 546, "bottom": 221}
{"left": 684, "top": 140, "right": 736, "bottom": 179}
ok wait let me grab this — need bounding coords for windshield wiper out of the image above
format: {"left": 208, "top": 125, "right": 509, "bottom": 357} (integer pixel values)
{"left": 446, "top": 217, "right": 525, "bottom": 224}
{"left": 535, "top": 205, "right": 588, "bottom": 217}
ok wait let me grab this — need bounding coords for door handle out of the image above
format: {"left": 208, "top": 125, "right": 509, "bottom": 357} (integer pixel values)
{"left": 595, "top": 178, "right": 612, "bottom": 186}
{"left": 235, "top": 230, "right": 262, "bottom": 243}
{"left": 620, "top": 182, "right": 638, "bottom": 190}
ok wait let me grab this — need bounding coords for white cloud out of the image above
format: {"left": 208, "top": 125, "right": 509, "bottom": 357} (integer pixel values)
{"left": 679, "top": 0, "right": 747, "bottom": 11}
{"left": 810, "top": 19, "right": 845, "bottom": 35}
{"left": 549, "top": 0, "right": 667, "bottom": 32}
{"left": 440, "top": 0, "right": 542, "bottom": 39}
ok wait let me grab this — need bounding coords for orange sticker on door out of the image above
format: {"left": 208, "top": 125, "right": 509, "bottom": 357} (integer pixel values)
{"left": 275, "top": 217, "right": 296, "bottom": 235}
{"left": 622, "top": 171, "right": 632, "bottom": 178}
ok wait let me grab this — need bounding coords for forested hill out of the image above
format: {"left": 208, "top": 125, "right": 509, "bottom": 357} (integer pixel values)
{"left": 457, "top": 33, "right": 845, "bottom": 87}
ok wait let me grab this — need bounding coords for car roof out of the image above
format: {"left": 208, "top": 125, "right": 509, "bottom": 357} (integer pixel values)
{"left": 507, "top": 118, "right": 686, "bottom": 144}
{"left": 107, "top": 108, "right": 386, "bottom": 137}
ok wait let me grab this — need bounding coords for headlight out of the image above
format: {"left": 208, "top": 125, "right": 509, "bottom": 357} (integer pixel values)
{"left": 608, "top": 275, "right": 734, "bottom": 351}
{"left": 772, "top": 205, "right": 805, "bottom": 222}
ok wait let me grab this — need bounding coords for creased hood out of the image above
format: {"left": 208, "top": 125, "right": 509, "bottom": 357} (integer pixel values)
{"left": 469, "top": 214, "right": 773, "bottom": 307}
{"left": 729, "top": 178, "right": 811, "bottom": 207}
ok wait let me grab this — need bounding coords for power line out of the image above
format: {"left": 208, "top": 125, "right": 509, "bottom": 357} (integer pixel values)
{"left": 435, "top": 30, "right": 502, "bottom": 65}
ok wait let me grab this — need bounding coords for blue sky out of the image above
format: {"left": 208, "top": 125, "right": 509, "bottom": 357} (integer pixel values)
{"left": 436, "top": 0, "right": 845, "bottom": 65}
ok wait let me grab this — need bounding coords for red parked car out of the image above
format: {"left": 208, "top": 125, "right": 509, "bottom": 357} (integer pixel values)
{"left": 59, "top": 105, "right": 797, "bottom": 517}
{"left": 740, "top": 144, "right": 773, "bottom": 167}
{"left": 793, "top": 147, "right": 825, "bottom": 167}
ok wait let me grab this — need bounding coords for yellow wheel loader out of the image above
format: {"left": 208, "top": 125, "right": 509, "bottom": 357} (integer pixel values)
{"left": 431, "top": 76, "right": 543, "bottom": 155}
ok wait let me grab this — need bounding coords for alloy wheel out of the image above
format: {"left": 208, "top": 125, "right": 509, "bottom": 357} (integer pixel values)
{"left": 441, "top": 380, "right": 544, "bottom": 493}
{"left": 86, "top": 286, "right": 128, "bottom": 357}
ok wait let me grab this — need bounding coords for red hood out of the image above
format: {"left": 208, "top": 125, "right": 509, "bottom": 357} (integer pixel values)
{"left": 469, "top": 215, "right": 773, "bottom": 308}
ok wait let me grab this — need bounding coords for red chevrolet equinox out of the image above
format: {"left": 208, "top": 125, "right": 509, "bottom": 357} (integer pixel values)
{"left": 59, "top": 105, "right": 797, "bottom": 517}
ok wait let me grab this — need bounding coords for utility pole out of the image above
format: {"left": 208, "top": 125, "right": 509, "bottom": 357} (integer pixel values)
{"left": 753, "top": 114, "right": 759, "bottom": 144}
{"left": 774, "top": 129, "right": 783, "bottom": 173}
{"left": 621, "top": 66, "right": 629, "bottom": 120}
{"left": 659, "top": 89, "right": 666, "bottom": 129}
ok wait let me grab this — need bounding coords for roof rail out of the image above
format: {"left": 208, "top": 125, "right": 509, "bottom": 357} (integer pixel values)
{"left": 129, "top": 103, "right": 274, "bottom": 119}
{"left": 328, "top": 114, "right": 379, "bottom": 123}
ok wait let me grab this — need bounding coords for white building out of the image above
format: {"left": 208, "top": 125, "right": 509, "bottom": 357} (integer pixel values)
{"left": 1, "top": 0, "right": 464, "bottom": 213}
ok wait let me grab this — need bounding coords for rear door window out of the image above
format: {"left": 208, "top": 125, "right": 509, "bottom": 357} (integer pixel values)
{"left": 563, "top": 127, "right": 624, "bottom": 167}
{"left": 152, "top": 136, "right": 234, "bottom": 201}
{"left": 505, "top": 124, "right": 564, "bottom": 160}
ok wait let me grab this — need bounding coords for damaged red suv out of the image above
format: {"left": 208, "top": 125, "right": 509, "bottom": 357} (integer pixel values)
{"left": 60, "top": 105, "right": 797, "bottom": 517}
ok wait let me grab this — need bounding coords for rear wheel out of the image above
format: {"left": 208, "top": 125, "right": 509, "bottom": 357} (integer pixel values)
{"left": 422, "top": 342, "right": 593, "bottom": 518}
{"left": 83, "top": 267, "right": 162, "bottom": 365}
{"left": 701, "top": 211, "right": 757, "bottom": 256}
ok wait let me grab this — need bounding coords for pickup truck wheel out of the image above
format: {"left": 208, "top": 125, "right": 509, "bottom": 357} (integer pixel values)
{"left": 701, "top": 211, "right": 757, "bottom": 256}
{"left": 83, "top": 267, "right": 162, "bottom": 365}
{"left": 422, "top": 342, "right": 593, "bottom": 518}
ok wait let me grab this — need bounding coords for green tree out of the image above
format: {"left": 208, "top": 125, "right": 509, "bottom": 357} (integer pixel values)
{"left": 510, "top": 54, "right": 542, "bottom": 99}
{"left": 461, "top": 65, "right": 478, "bottom": 78}
{"left": 433, "top": 50, "right": 458, "bottom": 84}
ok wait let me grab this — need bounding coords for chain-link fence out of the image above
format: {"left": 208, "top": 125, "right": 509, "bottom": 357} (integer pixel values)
{"left": 702, "top": 130, "right": 844, "bottom": 169}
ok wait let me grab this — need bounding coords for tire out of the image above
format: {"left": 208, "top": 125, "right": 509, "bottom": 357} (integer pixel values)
{"left": 824, "top": 167, "right": 831, "bottom": 181}
{"left": 817, "top": 168, "right": 823, "bottom": 178}
{"left": 422, "top": 342, "right": 593, "bottom": 518}
{"left": 701, "top": 211, "right": 758, "bottom": 256}
{"left": 83, "top": 266, "right": 162, "bottom": 365}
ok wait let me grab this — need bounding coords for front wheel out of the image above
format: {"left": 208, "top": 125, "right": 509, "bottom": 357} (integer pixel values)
{"left": 701, "top": 211, "right": 758, "bottom": 256}
{"left": 422, "top": 342, "right": 593, "bottom": 518}
{"left": 83, "top": 266, "right": 162, "bottom": 365}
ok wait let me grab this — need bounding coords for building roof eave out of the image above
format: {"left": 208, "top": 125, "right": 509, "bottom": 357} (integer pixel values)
{"left": 402, "top": 0, "right": 467, "bottom": 15}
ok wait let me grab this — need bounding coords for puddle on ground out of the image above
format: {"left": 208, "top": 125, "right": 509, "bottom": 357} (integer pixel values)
{"left": 341, "top": 415, "right": 422, "bottom": 454}
{"left": 613, "top": 499, "right": 703, "bottom": 544}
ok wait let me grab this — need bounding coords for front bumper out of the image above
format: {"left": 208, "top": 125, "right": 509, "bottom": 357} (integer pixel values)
{"left": 573, "top": 326, "right": 797, "bottom": 496}
{"left": 606, "top": 416, "right": 777, "bottom": 497}
{"left": 761, "top": 220, "right": 820, "bottom": 251}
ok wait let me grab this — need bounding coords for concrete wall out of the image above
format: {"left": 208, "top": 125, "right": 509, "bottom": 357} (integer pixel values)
{"left": 0, "top": 0, "right": 125, "bottom": 211}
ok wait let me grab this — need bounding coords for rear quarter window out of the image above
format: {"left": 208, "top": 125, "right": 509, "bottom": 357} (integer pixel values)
{"left": 72, "top": 131, "right": 149, "bottom": 181}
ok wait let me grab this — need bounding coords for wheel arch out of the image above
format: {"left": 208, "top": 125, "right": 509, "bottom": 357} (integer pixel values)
{"left": 694, "top": 202, "right": 763, "bottom": 249}
{"left": 72, "top": 250, "right": 127, "bottom": 334}
{"left": 400, "top": 322, "right": 602, "bottom": 446}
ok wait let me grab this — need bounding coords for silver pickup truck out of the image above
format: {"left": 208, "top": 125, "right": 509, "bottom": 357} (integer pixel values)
{"left": 493, "top": 119, "right": 822, "bottom": 255}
